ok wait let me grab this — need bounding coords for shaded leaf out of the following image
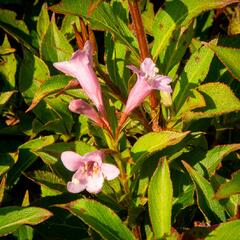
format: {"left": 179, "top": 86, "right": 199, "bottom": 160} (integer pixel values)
{"left": 182, "top": 161, "right": 226, "bottom": 223}
{"left": 0, "top": 9, "right": 35, "bottom": 52}
{"left": 215, "top": 170, "right": 240, "bottom": 199}
{"left": 58, "top": 199, "right": 135, "bottom": 240}
{"left": 0, "top": 35, "right": 17, "bottom": 90}
{"left": 207, "top": 43, "right": 240, "bottom": 81}
{"left": 0, "top": 206, "right": 52, "bottom": 237}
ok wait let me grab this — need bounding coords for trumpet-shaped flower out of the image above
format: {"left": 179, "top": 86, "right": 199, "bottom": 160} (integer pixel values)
{"left": 53, "top": 41, "right": 105, "bottom": 116}
{"left": 124, "top": 58, "right": 172, "bottom": 115}
{"left": 69, "top": 99, "right": 103, "bottom": 127}
{"left": 61, "top": 150, "right": 119, "bottom": 194}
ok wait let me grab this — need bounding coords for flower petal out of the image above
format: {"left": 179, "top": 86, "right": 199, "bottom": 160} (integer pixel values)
{"left": 140, "top": 58, "right": 156, "bottom": 77}
{"left": 151, "top": 75, "right": 172, "bottom": 93}
{"left": 69, "top": 99, "right": 103, "bottom": 126}
{"left": 124, "top": 77, "right": 152, "bottom": 115}
{"left": 127, "top": 64, "right": 141, "bottom": 75}
{"left": 53, "top": 41, "right": 105, "bottom": 116}
{"left": 83, "top": 150, "right": 104, "bottom": 166}
{"left": 102, "top": 163, "right": 120, "bottom": 180}
{"left": 67, "top": 179, "right": 86, "bottom": 193}
{"left": 86, "top": 174, "right": 104, "bottom": 194}
{"left": 61, "top": 151, "right": 83, "bottom": 171}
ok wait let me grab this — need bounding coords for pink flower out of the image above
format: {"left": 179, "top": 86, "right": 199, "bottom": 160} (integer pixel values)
{"left": 69, "top": 99, "right": 103, "bottom": 127}
{"left": 124, "top": 58, "right": 172, "bottom": 115}
{"left": 61, "top": 150, "right": 120, "bottom": 194}
{"left": 53, "top": 41, "right": 105, "bottom": 116}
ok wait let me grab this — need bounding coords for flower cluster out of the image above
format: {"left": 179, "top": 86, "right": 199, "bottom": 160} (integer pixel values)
{"left": 53, "top": 41, "right": 172, "bottom": 194}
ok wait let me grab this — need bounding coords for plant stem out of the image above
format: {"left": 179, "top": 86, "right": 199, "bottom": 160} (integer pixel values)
{"left": 128, "top": 0, "right": 159, "bottom": 131}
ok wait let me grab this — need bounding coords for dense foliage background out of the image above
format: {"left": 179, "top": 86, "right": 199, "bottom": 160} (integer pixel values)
{"left": 0, "top": 0, "right": 240, "bottom": 239}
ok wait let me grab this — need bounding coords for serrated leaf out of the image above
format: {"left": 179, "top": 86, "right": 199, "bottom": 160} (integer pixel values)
{"left": 58, "top": 199, "right": 135, "bottom": 240}
{"left": 215, "top": 170, "right": 240, "bottom": 199}
{"left": 151, "top": 0, "right": 239, "bottom": 60}
{"left": 148, "top": 158, "right": 173, "bottom": 239}
{"left": 40, "top": 18, "right": 73, "bottom": 66}
{"left": 0, "top": 9, "right": 35, "bottom": 52}
{"left": 195, "top": 144, "right": 240, "bottom": 177}
{"left": 173, "top": 44, "right": 215, "bottom": 111}
{"left": 206, "top": 43, "right": 240, "bottom": 81}
{"left": 0, "top": 35, "right": 17, "bottom": 90}
{"left": 205, "top": 220, "right": 240, "bottom": 240}
{"left": 182, "top": 161, "right": 226, "bottom": 223}
{"left": 0, "top": 206, "right": 52, "bottom": 237}
{"left": 131, "top": 131, "right": 190, "bottom": 173}
{"left": 183, "top": 83, "right": 240, "bottom": 121}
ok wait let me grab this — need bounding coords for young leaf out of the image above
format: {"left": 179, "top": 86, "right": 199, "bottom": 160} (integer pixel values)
{"left": 0, "top": 207, "right": 52, "bottom": 237}
{"left": 131, "top": 131, "right": 190, "bottom": 173}
{"left": 173, "top": 44, "right": 215, "bottom": 111}
{"left": 183, "top": 83, "right": 240, "bottom": 122}
{"left": 215, "top": 170, "right": 240, "bottom": 199}
{"left": 148, "top": 158, "right": 173, "bottom": 239}
{"left": 182, "top": 161, "right": 226, "bottom": 223}
{"left": 58, "top": 199, "right": 135, "bottom": 240}
{"left": 205, "top": 220, "right": 240, "bottom": 240}
{"left": 151, "top": 0, "right": 239, "bottom": 60}
{"left": 206, "top": 43, "right": 240, "bottom": 81}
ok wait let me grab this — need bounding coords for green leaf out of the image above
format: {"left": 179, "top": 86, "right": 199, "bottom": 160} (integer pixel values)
{"left": 151, "top": 0, "right": 239, "bottom": 60}
{"left": 182, "top": 161, "right": 226, "bottom": 223}
{"left": 105, "top": 33, "right": 130, "bottom": 97}
{"left": 15, "top": 226, "right": 33, "bottom": 240}
{"left": 29, "top": 170, "right": 66, "bottom": 196}
{"left": 0, "top": 153, "right": 17, "bottom": 177}
{"left": 7, "top": 135, "right": 56, "bottom": 185}
{"left": 90, "top": 3, "right": 139, "bottom": 58}
{"left": 0, "top": 46, "right": 15, "bottom": 55}
{"left": 58, "top": 199, "right": 135, "bottom": 240}
{"left": 195, "top": 144, "right": 240, "bottom": 176}
{"left": 206, "top": 43, "right": 240, "bottom": 81}
{"left": 172, "top": 185, "right": 195, "bottom": 222}
{"left": 50, "top": 1, "right": 139, "bottom": 58}
{"left": 26, "top": 75, "right": 80, "bottom": 111}
{"left": 205, "top": 220, "right": 240, "bottom": 240}
{"left": 0, "top": 35, "right": 17, "bottom": 90}
{"left": 37, "top": 3, "right": 50, "bottom": 41}
{"left": 0, "top": 90, "right": 16, "bottom": 114}
{"left": 0, "top": 206, "right": 52, "bottom": 237}
{"left": 131, "top": 131, "right": 190, "bottom": 173}
{"left": 49, "top": 0, "right": 102, "bottom": 17}
{"left": 148, "top": 158, "right": 173, "bottom": 239}
{"left": 215, "top": 170, "right": 240, "bottom": 199}
{"left": 40, "top": 18, "right": 73, "bottom": 66}
{"left": 161, "top": 23, "right": 194, "bottom": 74}
{"left": 173, "top": 44, "right": 215, "bottom": 111}
{"left": 19, "top": 49, "right": 50, "bottom": 104}
{"left": 0, "top": 9, "right": 35, "bottom": 52}
{"left": 183, "top": 83, "right": 240, "bottom": 121}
